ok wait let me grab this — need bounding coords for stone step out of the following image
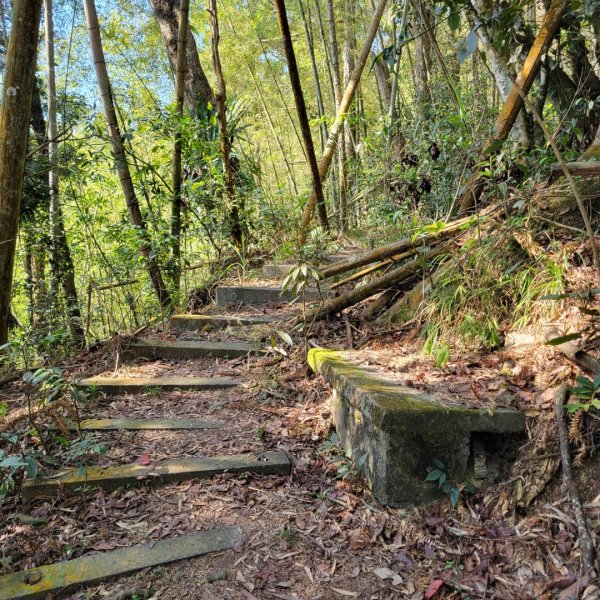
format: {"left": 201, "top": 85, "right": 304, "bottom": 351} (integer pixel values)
{"left": 308, "top": 348, "right": 525, "bottom": 508}
{"left": 216, "top": 285, "right": 324, "bottom": 306}
{"left": 59, "top": 418, "right": 225, "bottom": 431}
{"left": 128, "top": 339, "right": 261, "bottom": 360}
{"left": 170, "top": 313, "right": 278, "bottom": 332}
{"left": 0, "top": 527, "right": 242, "bottom": 600}
{"left": 78, "top": 376, "right": 237, "bottom": 395}
{"left": 261, "top": 263, "right": 295, "bottom": 278}
{"left": 23, "top": 450, "right": 291, "bottom": 498}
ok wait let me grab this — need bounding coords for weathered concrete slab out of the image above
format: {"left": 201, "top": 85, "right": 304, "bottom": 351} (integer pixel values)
{"left": 78, "top": 376, "right": 237, "bottom": 394}
{"left": 216, "top": 286, "right": 324, "bottom": 306}
{"left": 23, "top": 450, "right": 291, "bottom": 498}
{"left": 128, "top": 340, "right": 262, "bottom": 360}
{"left": 0, "top": 527, "right": 242, "bottom": 600}
{"left": 61, "top": 418, "right": 225, "bottom": 431}
{"left": 308, "top": 348, "right": 525, "bottom": 508}
{"left": 170, "top": 314, "right": 278, "bottom": 332}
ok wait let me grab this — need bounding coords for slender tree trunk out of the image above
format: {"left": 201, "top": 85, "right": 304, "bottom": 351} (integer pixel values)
{"left": 456, "top": 0, "right": 568, "bottom": 214}
{"left": 299, "top": 0, "right": 389, "bottom": 242}
{"left": 150, "top": 0, "right": 215, "bottom": 111}
{"left": 325, "top": 0, "right": 348, "bottom": 233}
{"left": 0, "top": 0, "right": 43, "bottom": 345}
{"left": 343, "top": 0, "right": 356, "bottom": 158}
{"left": 171, "top": 0, "right": 189, "bottom": 291}
{"left": 274, "top": 0, "right": 329, "bottom": 235}
{"left": 84, "top": 0, "right": 171, "bottom": 308}
{"left": 44, "top": 0, "right": 85, "bottom": 347}
{"left": 411, "top": 0, "right": 431, "bottom": 111}
{"left": 388, "top": 0, "right": 409, "bottom": 150}
{"left": 468, "top": 0, "right": 532, "bottom": 147}
{"left": 297, "top": 0, "right": 328, "bottom": 153}
{"left": 208, "top": 0, "right": 243, "bottom": 248}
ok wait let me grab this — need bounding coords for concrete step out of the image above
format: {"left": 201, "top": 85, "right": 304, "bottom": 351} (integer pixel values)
{"left": 170, "top": 313, "right": 278, "bottom": 332}
{"left": 216, "top": 285, "right": 323, "bottom": 306}
{"left": 59, "top": 418, "right": 225, "bottom": 431}
{"left": 128, "top": 339, "right": 262, "bottom": 360}
{"left": 261, "top": 263, "right": 295, "bottom": 278}
{"left": 23, "top": 450, "right": 291, "bottom": 498}
{"left": 308, "top": 348, "right": 525, "bottom": 508}
{"left": 0, "top": 527, "right": 242, "bottom": 600}
{"left": 78, "top": 376, "right": 237, "bottom": 395}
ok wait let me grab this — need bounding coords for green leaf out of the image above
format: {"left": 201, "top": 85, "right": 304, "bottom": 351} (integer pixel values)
{"left": 425, "top": 469, "right": 443, "bottom": 482}
{"left": 0, "top": 456, "right": 26, "bottom": 469}
{"left": 447, "top": 11, "right": 460, "bottom": 31}
{"left": 450, "top": 488, "right": 460, "bottom": 507}
{"left": 545, "top": 333, "right": 582, "bottom": 346}
{"left": 23, "top": 457, "right": 38, "bottom": 479}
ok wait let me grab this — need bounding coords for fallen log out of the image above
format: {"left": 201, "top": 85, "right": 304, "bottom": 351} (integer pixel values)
{"left": 550, "top": 161, "right": 600, "bottom": 177}
{"left": 546, "top": 330, "right": 600, "bottom": 376}
{"left": 329, "top": 248, "right": 416, "bottom": 290}
{"left": 303, "top": 247, "right": 443, "bottom": 324}
{"left": 361, "top": 287, "right": 401, "bottom": 320}
{"left": 379, "top": 262, "right": 449, "bottom": 324}
{"left": 320, "top": 211, "right": 487, "bottom": 280}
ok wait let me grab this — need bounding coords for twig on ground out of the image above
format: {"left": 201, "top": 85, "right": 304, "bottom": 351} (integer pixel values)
{"left": 553, "top": 384, "right": 596, "bottom": 575}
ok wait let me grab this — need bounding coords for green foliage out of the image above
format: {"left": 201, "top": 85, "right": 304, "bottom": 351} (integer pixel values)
{"left": 319, "top": 433, "right": 367, "bottom": 480}
{"left": 422, "top": 220, "right": 566, "bottom": 356}
{"left": 425, "top": 459, "right": 474, "bottom": 508}
{"left": 568, "top": 375, "right": 600, "bottom": 413}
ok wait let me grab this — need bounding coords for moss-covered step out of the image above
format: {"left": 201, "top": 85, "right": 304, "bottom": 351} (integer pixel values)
{"left": 308, "top": 348, "right": 525, "bottom": 508}
{"left": 170, "top": 314, "right": 278, "bottom": 332}
{"left": 22, "top": 450, "right": 291, "bottom": 498}
{"left": 128, "top": 339, "right": 263, "bottom": 360}
{"left": 78, "top": 376, "right": 237, "bottom": 394}
{"left": 0, "top": 527, "right": 242, "bottom": 600}
{"left": 60, "top": 418, "right": 225, "bottom": 431}
{"left": 216, "top": 285, "right": 324, "bottom": 306}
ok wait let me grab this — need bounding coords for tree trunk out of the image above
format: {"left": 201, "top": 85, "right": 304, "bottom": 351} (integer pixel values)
{"left": 274, "top": 0, "right": 329, "bottom": 234}
{"left": 208, "top": 0, "right": 243, "bottom": 248}
{"left": 456, "top": 0, "right": 568, "bottom": 214}
{"left": 0, "top": 0, "right": 43, "bottom": 345}
{"left": 84, "top": 0, "right": 171, "bottom": 309}
{"left": 171, "top": 0, "right": 189, "bottom": 291}
{"left": 44, "top": 0, "right": 85, "bottom": 347}
{"left": 325, "top": 0, "right": 348, "bottom": 232}
{"left": 411, "top": 0, "right": 431, "bottom": 110}
{"left": 149, "top": 0, "right": 215, "bottom": 112}
{"left": 468, "top": 0, "right": 532, "bottom": 148}
{"left": 373, "top": 52, "right": 392, "bottom": 106}
{"left": 297, "top": 0, "right": 328, "bottom": 153}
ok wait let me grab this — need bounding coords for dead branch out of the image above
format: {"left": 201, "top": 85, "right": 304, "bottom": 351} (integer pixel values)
{"left": 547, "top": 331, "right": 600, "bottom": 376}
{"left": 320, "top": 211, "right": 490, "bottom": 280}
{"left": 302, "top": 247, "right": 443, "bottom": 323}
{"left": 553, "top": 384, "right": 596, "bottom": 575}
{"left": 550, "top": 161, "right": 600, "bottom": 178}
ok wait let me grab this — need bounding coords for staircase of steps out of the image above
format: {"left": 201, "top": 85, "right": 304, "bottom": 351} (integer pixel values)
{"left": 3, "top": 276, "right": 296, "bottom": 599}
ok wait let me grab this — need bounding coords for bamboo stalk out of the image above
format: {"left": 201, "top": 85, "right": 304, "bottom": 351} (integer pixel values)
{"left": 303, "top": 246, "right": 442, "bottom": 323}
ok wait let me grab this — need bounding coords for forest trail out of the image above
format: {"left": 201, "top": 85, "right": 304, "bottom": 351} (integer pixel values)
{"left": 2, "top": 262, "right": 374, "bottom": 599}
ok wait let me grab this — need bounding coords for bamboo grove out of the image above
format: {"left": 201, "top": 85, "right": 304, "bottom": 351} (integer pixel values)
{"left": 0, "top": 0, "right": 598, "bottom": 356}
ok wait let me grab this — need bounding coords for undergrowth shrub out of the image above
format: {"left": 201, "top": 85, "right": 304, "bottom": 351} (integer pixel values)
{"left": 422, "top": 218, "right": 566, "bottom": 363}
